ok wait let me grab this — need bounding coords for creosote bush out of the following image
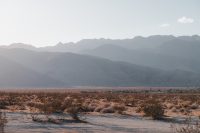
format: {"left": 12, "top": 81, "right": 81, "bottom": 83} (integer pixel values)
{"left": 142, "top": 99, "right": 164, "bottom": 119}
{"left": 67, "top": 106, "right": 82, "bottom": 121}
{"left": 65, "top": 99, "right": 85, "bottom": 121}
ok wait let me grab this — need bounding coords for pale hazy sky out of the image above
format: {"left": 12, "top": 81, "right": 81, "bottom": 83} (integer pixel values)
{"left": 0, "top": 0, "right": 199, "bottom": 46}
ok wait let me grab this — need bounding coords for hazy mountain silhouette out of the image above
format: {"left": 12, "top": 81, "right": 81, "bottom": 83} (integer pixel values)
{"left": 82, "top": 43, "right": 200, "bottom": 73}
{"left": 2, "top": 35, "right": 200, "bottom": 53}
{"left": 0, "top": 54, "right": 64, "bottom": 88}
{"left": 1, "top": 35, "right": 200, "bottom": 87}
{"left": 0, "top": 43, "right": 37, "bottom": 51}
{"left": 158, "top": 38, "right": 200, "bottom": 60}
{"left": 0, "top": 48, "right": 200, "bottom": 87}
{"left": 81, "top": 35, "right": 200, "bottom": 73}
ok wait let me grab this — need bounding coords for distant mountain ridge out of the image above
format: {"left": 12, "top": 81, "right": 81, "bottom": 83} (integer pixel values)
{"left": 0, "top": 48, "right": 200, "bottom": 87}
{"left": 1, "top": 35, "right": 200, "bottom": 87}
{"left": 81, "top": 35, "right": 200, "bottom": 73}
{"left": 1, "top": 35, "right": 200, "bottom": 52}
{"left": 0, "top": 53, "right": 64, "bottom": 88}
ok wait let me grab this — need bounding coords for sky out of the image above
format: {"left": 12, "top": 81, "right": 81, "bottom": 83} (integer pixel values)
{"left": 0, "top": 0, "right": 199, "bottom": 47}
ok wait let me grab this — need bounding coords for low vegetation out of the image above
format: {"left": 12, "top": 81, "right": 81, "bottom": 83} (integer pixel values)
{"left": 172, "top": 116, "right": 200, "bottom": 133}
{"left": 0, "top": 111, "right": 7, "bottom": 132}
{"left": 141, "top": 99, "right": 164, "bottom": 119}
{"left": 0, "top": 88, "right": 199, "bottom": 124}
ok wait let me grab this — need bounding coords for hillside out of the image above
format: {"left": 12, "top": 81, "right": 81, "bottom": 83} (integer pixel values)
{"left": 0, "top": 48, "right": 200, "bottom": 87}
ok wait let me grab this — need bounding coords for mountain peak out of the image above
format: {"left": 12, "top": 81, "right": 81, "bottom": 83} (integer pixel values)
{"left": 9, "top": 43, "right": 36, "bottom": 49}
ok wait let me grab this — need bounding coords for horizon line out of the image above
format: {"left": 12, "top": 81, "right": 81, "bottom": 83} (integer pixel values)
{"left": 0, "top": 34, "right": 199, "bottom": 48}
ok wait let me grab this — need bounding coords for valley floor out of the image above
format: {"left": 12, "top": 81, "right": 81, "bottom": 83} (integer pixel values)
{"left": 0, "top": 87, "right": 200, "bottom": 133}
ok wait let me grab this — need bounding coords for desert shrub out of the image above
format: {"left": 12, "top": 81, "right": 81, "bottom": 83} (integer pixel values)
{"left": 172, "top": 117, "right": 200, "bottom": 133}
{"left": 171, "top": 107, "right": 177, "bottom": 112}
{"left": 94, "top": 106, "right": 103, "bottom": 112}
{"left": 67, "top": 106, "right": 82, "bottom": 121}
{"left": 142, "top": 99, "right": 164, "bottom": 119}
{"left": 175, "top": 124, "right": 200, "bottom": 133}
{"left": 30, "top": 114, "right": 62, "bottom": 124}
{"left": 29, "top": 97, "right": 64, "bottom": 114}
{"left": 136, "top": 107, "right": 142, "bottom": 113}
{"left": 166, "top": 103, "right": 174, "bottom": 109}
{"left": 113, "top": 104, "right": 126, "bottom": 114}
{"left": 100, "top": 107, "right": 115, "bottom": 113}
{"left": 67, "top": 102, "right": 86, "bottom": 121}
{"left": 0, "top": 100, "right": 9, "bottom": 109}
{"left": 31, "top": 114, "right": 43, "bottom": 122}
{"left": 103, "top": 103, "right": 111, "bottom": 108}
{"left": 64, "top": 98, "right": 85, "bottom": 121}
{"left": 61, "top": 97, "right": 73, "bottom": 110}
{"left": 105, "top": 93, "right": 119, "bottom": 102}
{"left": 47, "top": 98, "right": 63, "bottom": 113}
{"left": 190, "top": 103, "right": 199, "bottom": 110}
{"left": 7, "top": 94, "right": 21, "bottom": 106}
{"left": 180, "top": 108, "right": 185, "bottom": 113}
{"left": 0, "top": 111, "right": 7, "bottom": 132}
{"left": 81, "top": 104, "right": 96, "bottom": 112}
{"left": 27, "top": 102, "right": 43, "bottom": 110}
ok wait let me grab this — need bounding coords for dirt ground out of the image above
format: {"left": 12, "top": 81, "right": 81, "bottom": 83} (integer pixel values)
{"left": 0, "top": 87, "right": 200, "bottom": 133}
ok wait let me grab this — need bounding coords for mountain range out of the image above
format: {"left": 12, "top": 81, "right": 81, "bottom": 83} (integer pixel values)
{"left": 1, "top": 35, "right": 200, "bottom": 87}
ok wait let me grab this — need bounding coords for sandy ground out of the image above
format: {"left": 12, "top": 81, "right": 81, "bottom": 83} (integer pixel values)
{"left": 1, "top": 112, "right": 188, "bottom": 133}
{"left": 0, "top": 88, "right": 200, "bottom": 133}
